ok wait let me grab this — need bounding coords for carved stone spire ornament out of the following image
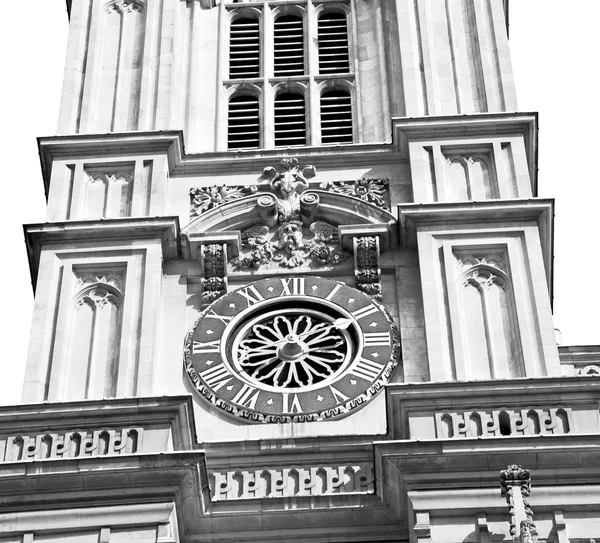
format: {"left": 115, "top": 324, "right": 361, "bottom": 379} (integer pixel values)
{"left": 500, "top": 465, "right": 538, "bottom": 543}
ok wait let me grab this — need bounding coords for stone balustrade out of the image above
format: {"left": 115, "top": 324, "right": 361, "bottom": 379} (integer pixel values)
{"left": 2, "top": 427, "right": 143, "bottom": 462}
{"left": 434, "top": 407, "right": 573, "bottom": 439}
{"left": 210, "top": 464, "right": 373, "bottom": 501}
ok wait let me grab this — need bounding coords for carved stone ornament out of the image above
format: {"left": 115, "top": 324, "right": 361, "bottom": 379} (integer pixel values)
{"left": 319, "top": 178, "right": 390, "bottom": 210}
{"left": 226, "top": 158, "right": 351, "bottom": 270}
{"left": 231, "top": 219, "right": 350, "bottom": 270}
{"left": 458, "top": 254, "right": 507, "bottom": 274}
{"left": 190, "top": 185, "right": 258, "bottom": 218}
{"left": 105, "top": 0, "right": 145, "bottom": 13}
{"left": 184, "top": 276, "right": 400, "bottom": 423}
{"left": 76, "top": 271, "right": 124, "bottom": 294}
{"left": 500, "top": 465, "right": 538, "bottom": 543}
{"left": 201, "top": 243, "right": 228, "bottom": 305}
{"left": 354, "top": 236, "right": 382, "bottom": 301}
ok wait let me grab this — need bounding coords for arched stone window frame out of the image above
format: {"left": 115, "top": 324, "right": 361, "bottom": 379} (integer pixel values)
{"left": 226, "top": 84, "right": 263, "bottom": 149}
{"left": 316, "top": 79, "right": 355, "bottom": 145}
{"left": 65, "top": 282, "right": 125, "bottom": 400}
{"left": 457, "top": 261, "right": 525, "bottom": 380}
{"left": 314, "top": 4, "right": 353, "bottom": 76}
{"left": 226, "top": 7, "right": 263, "bottom": 80}
{"left": 272, "top": 81, "right": 309, "bottom": 147}
{"left": 444, "top": 152, "right": 499, "bottom": 201}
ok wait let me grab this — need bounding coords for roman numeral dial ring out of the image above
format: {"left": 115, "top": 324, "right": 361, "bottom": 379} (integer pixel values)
{"left": 184, "top": 276, "right": 400, "bottom": 424}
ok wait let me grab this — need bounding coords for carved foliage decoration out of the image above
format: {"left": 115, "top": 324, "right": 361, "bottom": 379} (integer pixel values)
{"left": 201, "top": 243, "right": 228, "bottom": 304}
{"left": 210, "top": 464, "right": 373, "bottom": 501}
{"left": 354, "top": 236, "right": 381, "bottom": 301}
{"left": 190, "top": 185, "right": 258, "bottom": 218}
{"left": 319, "top": 178, "right": 390, "bottom": 210}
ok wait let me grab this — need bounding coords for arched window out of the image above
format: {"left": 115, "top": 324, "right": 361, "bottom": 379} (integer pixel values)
{"left": 228, "top": 94, "right": 260, "bottom": 149}
{"left": 274, "top": 91, "right": 306, "bottom": 146}
{"left": 229, "top": 16, "right": 260, "bottom": 79}
{"left": 318, "top": 11, "right": 350, "bottom": 74}
{"left": 460, "top": 267, "right": 522, "bottom": 380}
{"left": 274, "top": 14, "right": 304, "bottom": 76}
{"left": 66, "top": 285, "right": 123, "bottom": 400}
{"left": 320, "top": 88, "right": 353, "bottom": 144}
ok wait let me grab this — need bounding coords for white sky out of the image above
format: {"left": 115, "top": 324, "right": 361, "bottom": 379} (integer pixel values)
{"left": 0, "top": 1, "right": 598, "bottom": 405}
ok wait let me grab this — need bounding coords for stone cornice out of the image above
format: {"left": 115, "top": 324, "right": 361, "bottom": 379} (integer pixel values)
{"left": 37, "top": 131, "right": 397, "bottom": 200}
{"left": 392, "top": 112, "right": 538, "bottom": 195}
{"left": 24, "top": 217, "right": 181, "bottom": 291}
{"left": 397, "top": 198, "right": 554, "bottom": 300}
{"left": 0, "top": 395, "right": 197, "bottom": 450}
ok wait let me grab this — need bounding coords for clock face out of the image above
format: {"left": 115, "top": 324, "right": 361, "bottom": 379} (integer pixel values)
{"left": 184, "top": 276, "right": 400, "bottom": 423}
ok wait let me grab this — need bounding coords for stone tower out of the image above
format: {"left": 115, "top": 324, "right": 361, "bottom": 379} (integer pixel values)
{"left": 2, "top": 0, "right": 600, "bottom": 541}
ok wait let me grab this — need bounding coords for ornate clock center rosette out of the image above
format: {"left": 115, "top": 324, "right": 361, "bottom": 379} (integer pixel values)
{"left": 184, "top": 276, "right": 400, "bottom": 423}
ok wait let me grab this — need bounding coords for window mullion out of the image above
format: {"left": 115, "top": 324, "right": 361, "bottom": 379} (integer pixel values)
{"left": 307, "top": 2, "right": 319, "bottom": 146}
{"left": 263, "top": 2, "right": 274, "bottom": 148}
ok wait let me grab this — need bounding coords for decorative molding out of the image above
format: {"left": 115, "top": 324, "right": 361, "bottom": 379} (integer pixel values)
{"left": 86, "top": 171, "right": 133, "bottom": 186}
{"left": 458, "top": 254, "right": 507, "bottom": 274}
{"left": 500, "top": 465, "right": 538, "bottom": 543}
{"left": 319, "top": 178, "right": 390, "bottom": 210}
{"left": 578, "top": 364, "right": 600, "bottom": 376}
{"left": 105, "top": 0, "right": 146, "bottom": 14}
{"left": 3, "top": 428, "right": 143, "bottom": 462}
{"left": 210, "top": 464, "right": 373, "bottom": 501}
{"left": 200, "top": 243, "right": 228, "bottom": 305}
{"left": 435, "top": 407, "right": 573, "bottom": 438}
{"left": 76, "top": 271, "right": 124, "bottom": 293}
{"left": 413, "top": 511, "right": 431, "bottom": 541}
{"left": 353, "top": 236, "right": 382, "bottom": 301}
{"left": 190, "top": 185, "right": 258, "bottom": 218}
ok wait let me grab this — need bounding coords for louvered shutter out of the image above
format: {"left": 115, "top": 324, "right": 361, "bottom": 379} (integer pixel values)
{"left": 274, "top": 15, "right": 304, "bottom": 76}
{"left": 274, "top": 92, "right": 306, "bottom": 146}
{"left": 228, "top": 94, "right": 260, "bottom": 149}
{"left": 318, "top": 12, "right": 350, "bottom": 74}
{"left": 320, "top": 89, "right": 352, "bottom": 144}
{"left": 229, "top": 17, "right": 260, "bottom": 79}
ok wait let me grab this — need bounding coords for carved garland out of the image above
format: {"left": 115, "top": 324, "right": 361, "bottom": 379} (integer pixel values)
{"left": 319, "top": 178, "right": 390, "bottom": 210}
{"left": 354, "top": 236, "right": 382, "bottom": 301}
{"left": 201, "top": 243, "right": 228, "bottom": 305}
